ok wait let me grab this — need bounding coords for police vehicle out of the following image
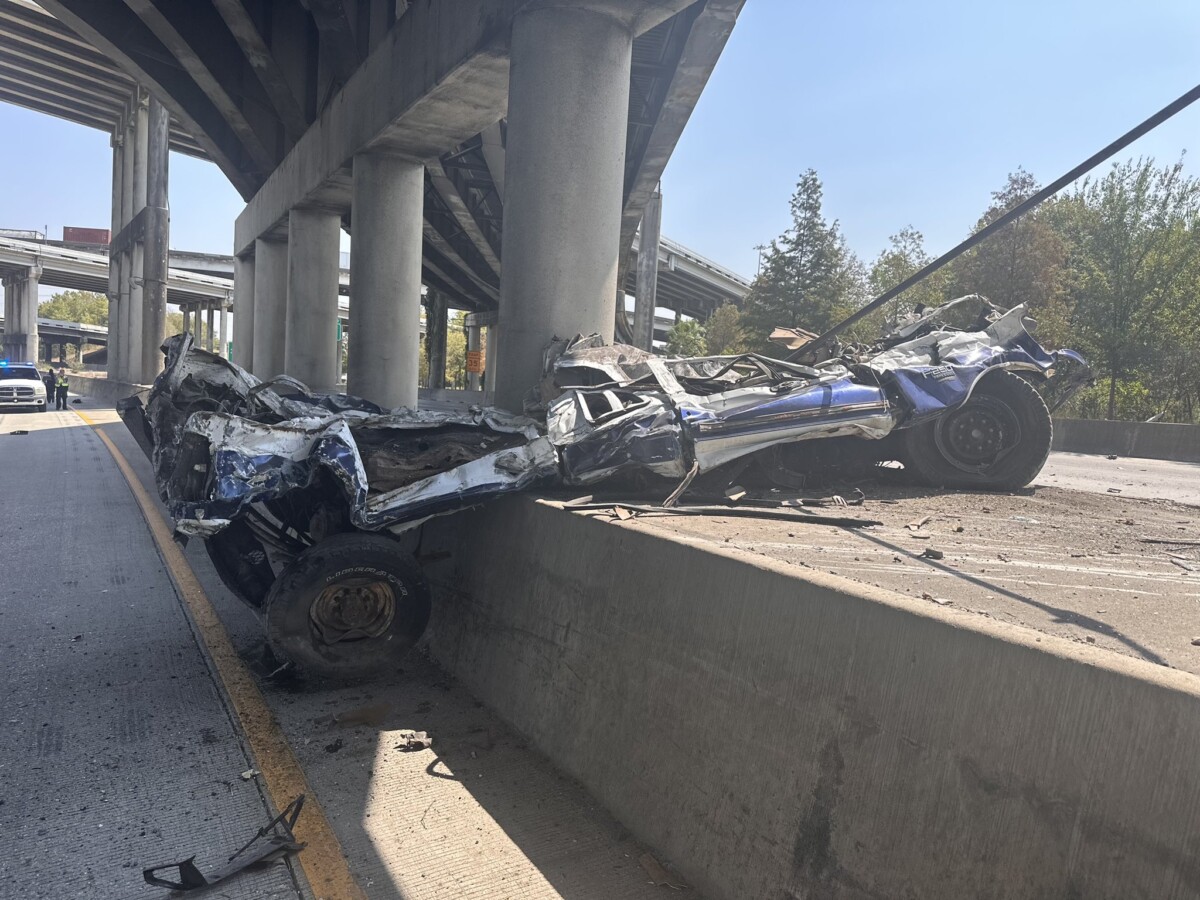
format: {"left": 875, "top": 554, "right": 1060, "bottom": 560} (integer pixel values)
{"left": 0, "top": 360, "right": 48, "bottom": 411}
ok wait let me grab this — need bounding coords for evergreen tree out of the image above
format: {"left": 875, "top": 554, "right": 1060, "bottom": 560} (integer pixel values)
{"left": 741, "top": 170, "right": 863, "bottom": 355}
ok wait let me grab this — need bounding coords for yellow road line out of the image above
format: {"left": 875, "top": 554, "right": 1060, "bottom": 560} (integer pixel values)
{"left": 76, "top": 410, "right": 365, "bottom": 900}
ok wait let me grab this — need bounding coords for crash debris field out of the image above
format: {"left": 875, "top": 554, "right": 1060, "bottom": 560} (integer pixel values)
{"left": 630, "top": 480, "right": 1200, "bottom": 676}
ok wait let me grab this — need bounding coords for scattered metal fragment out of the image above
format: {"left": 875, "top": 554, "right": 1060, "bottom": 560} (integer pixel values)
{"left": 1107, "top": 488, "right": 1122, "bottom": 494}
{"left": 239, "top": 768, "right": 259, "bottom": 781}
{"left": 724, "top": 485, "right": 747, "bottom": 503}
{"left": 8, "top": 429, "right": 28, "bottom": 435}
{"left": 142, "top": 795, "right": 306, "bottom": 891}
{"left": 1106, "top": 454, "right": 1119, "bottom": 460}
{"left": 394, "top": 730, "right": 432, "bottom": 752}
{"left": 906, "top": 515, "right": 932, "bottom": 532}
{"left": 613, "top": 506, "right": 634, "bottom": 521}
{"left": 1169, "top": 557, "right": 1197, "bottom": 573}
{"left": 1191, "top": 637, "right": 1200, "bottom": 647}
{"left": 921, "top": 548, "right": 945, "bottom": 560}
{"left": 566, "top": 502, "right": 882, "bottom": 528}
{"left": 1140, "top": 538, "right": 1200, "bottom": 547}
{"left": 662, "top": 460, "right": 700, "bottom": 508}
{"left": 639, "top": 852, "right": 688, "bottom": 891}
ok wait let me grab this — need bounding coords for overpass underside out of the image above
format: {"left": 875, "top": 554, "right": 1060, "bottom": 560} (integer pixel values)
{"left": 16, "top": 0, "right": 745, "bottom": 406}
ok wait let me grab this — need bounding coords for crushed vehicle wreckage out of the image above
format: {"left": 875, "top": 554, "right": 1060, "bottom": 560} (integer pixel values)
{"left": 119, "top": 295, "right": 1089, "bottom": 677}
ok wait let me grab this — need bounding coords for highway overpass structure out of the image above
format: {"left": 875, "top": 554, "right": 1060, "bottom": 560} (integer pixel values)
{"left": 0, "top": 232, "right": 725, "bottom": 372}
{"left": 0, "top": 0, "right": 746, "bottom": 408}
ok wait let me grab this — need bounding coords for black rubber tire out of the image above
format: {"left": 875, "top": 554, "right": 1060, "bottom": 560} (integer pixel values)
{"left": 902, "top": 370, "right": 1051, "bottom": 491}
{"left": 263, "top": 532, "right": 431, "bottom": 680}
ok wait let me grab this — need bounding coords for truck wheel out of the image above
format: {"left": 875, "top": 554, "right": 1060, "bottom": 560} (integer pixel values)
{"left": 264, "top": 532, "right": 431, "bottom": 680}
{"left": 902, "top": 370, "right": 1051, "bottom": 491}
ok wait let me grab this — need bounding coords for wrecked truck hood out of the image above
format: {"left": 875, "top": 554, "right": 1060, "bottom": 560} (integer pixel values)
{"left": 119, "top": 334, "right": 558, "bottom": 538}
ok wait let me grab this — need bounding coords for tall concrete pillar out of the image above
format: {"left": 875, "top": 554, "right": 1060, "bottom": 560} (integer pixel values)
{"left": 425, "top": 290, "right": 447, "bottom": 391}
{"left": 205, "top": 306, "right": 215, "bottom": 352}
{"left": 633, "top": 187, "right": 662, "bottom": 350}
{"left": 467, "top": 323, "right": 483, "bottom": 391}
{"left": 252, "top": 238, "right": 288, "bottom": 378}
{"left": 2, "top": 278, "right": 12, "bottom": 358}
{"left": 18, "top": 267, "right": 41, "bottom": 363}
{"left": 126, "top": 91, "right": 149, "bottom": 382}
{"left": 284, "top": 208, "right": 341, "bottom": 391}
{"left": 107, "top": 124, "right": 124, "bottom": 380}
{"left": 232, "top": 254, "right": 255, "bottom": 370}
{"left": 117, "top": 97, "right": 137, "bottom": 383}
{"left": 346, "top": 153, "right": 424, "bottom": 408}
{"left": 492, "top": 3, "right": 633, "bottom": 410}
{"left": 219, "top": 300, "right": 229, "bottom": 359}
{"left": 140, "top": 95, "right": 170, "bottom": 382}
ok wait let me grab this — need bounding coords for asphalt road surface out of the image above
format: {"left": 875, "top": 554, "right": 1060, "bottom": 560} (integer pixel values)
{"left": 1037, "top": 451, "right": 1200, "bottom": 506}
{"left": 1, "top": 399, "right": 698, "bottom": 899}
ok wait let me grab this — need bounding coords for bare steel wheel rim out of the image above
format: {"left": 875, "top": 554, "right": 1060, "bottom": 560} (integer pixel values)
{"left": 934, "top": 395, "right": 1021, "bottom": 474}
{"left": 309, "top": 577, "right": 395, "bottom": 645}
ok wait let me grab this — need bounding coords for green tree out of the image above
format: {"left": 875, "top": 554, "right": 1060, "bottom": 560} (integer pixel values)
{"left": 39, "top": 290, "right": 108, "bottom": 325}
{"left": 948, "top": 169, "right": 1067, "bottom": 319}
{"left": 666, "top": 319, "right": 707, "bottom": 357}
{"left": 741, "top": 170, "right": 864, "bottom": 355}
{"left": 445, "top": 311, "right": 468, "bottom": 388}
{"left": 705, "top": 303, "right": 747, "bottom": 355}
{"left": 849, "top": 226, "right": 951, "bottom": 340}
{"left": 1052, "top": 158, "right": 1200, "bottom": 420}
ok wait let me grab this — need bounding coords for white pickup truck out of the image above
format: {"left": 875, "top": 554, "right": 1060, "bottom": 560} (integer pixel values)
{"left": 0, "top": 362, "right": 48, "bottom": 411}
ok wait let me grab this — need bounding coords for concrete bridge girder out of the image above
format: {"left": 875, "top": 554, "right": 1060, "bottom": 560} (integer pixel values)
{"left": 18, "top": 0, "right": 743, "bottom": 405}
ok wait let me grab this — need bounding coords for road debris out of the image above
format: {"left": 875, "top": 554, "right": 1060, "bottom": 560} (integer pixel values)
{"left": 8, "top": 429, "right": 28, "bottom": 435}
{"left": 1191, "top": 637, "right": 1200, "bottom": 647}
{"left": 921, "top": 548, "right": 945, "bottom": 560}
{"left": 142, "top": 795, "right": 306, "bottom": 891}
{"left": 921, "top": 592, "right": 954, "bottom": 605}
{"left": 906, "top": 515, "right": 932, "bottom": 532}
{"left": 324, "top": 738, "right": 344, "bottom": 754}
{"left": 395, "top": 730, "right": 432, "bottom": 752}
{"left": 239, "top": 768, "right": 259, "bottom": 781}
{"left": 1169, "top": 557, "right": 1197, "bottom": 573}
{"left": 1106, "top": 454, "right": 1119, "bottom": 460}
{"left": 639, "top": 852, "right": 688, "bottom": 890}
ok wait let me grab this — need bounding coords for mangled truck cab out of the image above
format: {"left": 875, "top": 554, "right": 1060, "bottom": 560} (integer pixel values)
{"left": 120, "top": 296, "right": 1088, "bottom": 679}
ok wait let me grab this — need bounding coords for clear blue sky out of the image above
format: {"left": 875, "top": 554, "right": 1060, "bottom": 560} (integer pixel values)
{"left": 1, "top": 0, "right": 1199, "bottom": 281}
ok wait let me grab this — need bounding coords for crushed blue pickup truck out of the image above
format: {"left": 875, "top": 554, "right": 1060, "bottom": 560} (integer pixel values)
{"left": 119, "top": 295, "right": 1089, "bottom": 678}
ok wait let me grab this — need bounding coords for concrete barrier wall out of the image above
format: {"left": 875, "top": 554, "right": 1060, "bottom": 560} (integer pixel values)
{"left": 1054, "top": 417, "right": 1200, "bottom": 463}
{"left": 66, "top": 374, "right": 148, "bottom": 405}
{"left": 426, "top": 497, "right": 1200, "bottom": 900}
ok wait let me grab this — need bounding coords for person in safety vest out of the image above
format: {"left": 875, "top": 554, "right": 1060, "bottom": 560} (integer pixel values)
{"left": 55, "top": 368, "right": 69, "bottom": 410}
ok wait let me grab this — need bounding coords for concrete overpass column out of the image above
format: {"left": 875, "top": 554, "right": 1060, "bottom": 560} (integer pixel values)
{"left": 467, "top": 323, "right": 483, "bottom": 391}
{"left": 252, "top": 238, "right": 288, "bottom": 378}
{"left": 492, "top": 3, "right": 633, "bottom": 410}
{"left": 2, "top": 277, "right": 12, "bottom": 358}
{"left": 232, "top": 254, "right": 255, "bottom": 370}
{"left": 139, "top": 94, "right": 170, "bottom": 383}
{"left": 346, "top": 153, "right": 423, "bottom": 408}
{"left": 116, "top": 97, "right": 137, "bottom": 382}
{"left": 107, "top": 124, "right": 124, "bottom": 380}
{"left": 284, "top": 209, "right": 340, "bottom": 391}
{"left": 219, "top": 299, "right": 229, "bottom": 359}
{"left": 19, "top": 267, "right": 41, "bottom": 363}
{"left": 633, "top": 187, "right": 662, "bottom": 350}
{"left": 126, "top": 90, "right": 149, "bottom": 382}
{"left": 205, "top": 306, "right": 215, "bottom": 352}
